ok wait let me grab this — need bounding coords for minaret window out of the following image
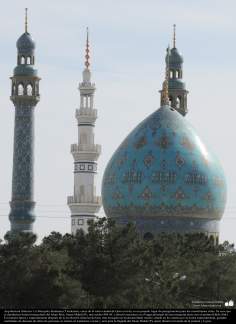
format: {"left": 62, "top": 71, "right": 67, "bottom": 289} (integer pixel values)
{"left": 35, "top": 82, "right": 39, "bottom": 95}
{"left": 26, "top": 84, "right": 33, "bottom": 96}
{"left": 12, "top": 84, "right": 16, "bottom": 96}
{"left": 78, "top": 219, "right": 84, "bottom": 225}
{"left": 21, "top": 56, "right": 25, "bottom": 64}
{"left": 170, "top": 70, "right": 173, "bottom": 79}
{"left": 26, "top": 56, "right": 31, "bottom": 64}
{"left": 176, "top": 97, "right": 181, "bottom": 109}
{"left": 18, "top": 84, "right": 24, "bottom": 96}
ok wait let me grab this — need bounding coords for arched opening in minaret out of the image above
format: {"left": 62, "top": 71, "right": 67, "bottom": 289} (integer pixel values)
{"left": 169, "top": 70, "right": 173, "bottom": 79}
{"left": 26, "top": 84, "right": 33, "bottom": 96}
{"left": 176, "top": 96, "right": 181, "bottom": 109}
{"left": 12, "top": 84, "right": 16, "bottom": 96}
{"left": 26, "top": 56, "right": 31, "bottom": 65}
{"left": 18, "top": 84, "right": 24, "bottom": 96}
{"left": 21, "top": 56, "right": 25, "bottom": 64}
{"left": 35, "top": 82, "right": 39, "bottom": 95}
{"left": 176, "top": 70, "right": 180, "bottom": 78}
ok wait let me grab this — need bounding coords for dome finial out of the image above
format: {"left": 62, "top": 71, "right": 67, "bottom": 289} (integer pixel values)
{"left": 25, "top": 8, "right": 28, "bottom": 33}
{"left": 162, "top": 46, "right": 170, "bottom": 105}
{"left": 173, "top": 24, "right": 176, "bottom": 48}
{"left": 85, "top": 27, "right": 90, "bottom": 69}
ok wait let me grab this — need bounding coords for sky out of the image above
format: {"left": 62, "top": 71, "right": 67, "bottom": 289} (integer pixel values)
{"left": 0, "top": 0, "right": 235, "bottom": 243}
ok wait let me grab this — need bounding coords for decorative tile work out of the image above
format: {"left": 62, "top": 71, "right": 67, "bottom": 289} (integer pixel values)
{"left": 10, "top": 104, "right": 36, "bottom": 230}
{"left": 112, "top": 188, "right": 124, "bottom": 200}
{"left": 139, "top": 186, "right": 154, "bottom": 200}
{"left": 102, "top": 106, "right": 227, "bottom": 228}
{"left": 172, "top": 187, "right": 188, "bottom": 200}
{"left": 143, "top": 151, "right": 155, "bottom": 168}
{"left": 134, "top": 135, "right": 147, "bottom": 149}
{"left": 176, "top": 151, "right": 185, "bottom": 168}
{"left": 155, "top": 132, "right": 171, "bottom": 149}
{"left": 12, "top": 106, "right": 35, "bottom": 201}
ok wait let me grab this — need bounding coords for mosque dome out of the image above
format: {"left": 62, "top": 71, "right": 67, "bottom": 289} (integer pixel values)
{"left": 16, "top": 32, "right": 35, "bottom": 54}
{"left": 14, "top": 64, "right": 37, "bottom": 77}
{"left": 167, "top": 47, "right": 183, "bottom": 65}
{"left": 168, "top": 78, "right": 186, "bottom": 90}
{"left": 102, "top": 105, "right": 226, "bottom": 237}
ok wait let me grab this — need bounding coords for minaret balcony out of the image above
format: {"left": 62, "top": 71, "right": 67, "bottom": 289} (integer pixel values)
{"left": 67, "top": 196, "right": 101, "bottom": 214}
{"left": 79, "top": 82, "right": 96, "bottom": 92}
{"left": 71, "top": 143, "right": 101, "bottom": 154}
{"left": 67, "top": 195, "right": 101, "bottom": 205}
{"left": 10, "top": 94, "right": 40, "bottom": 105}
{"left": 76, "top": 108, "right": 97, "bottom": 124}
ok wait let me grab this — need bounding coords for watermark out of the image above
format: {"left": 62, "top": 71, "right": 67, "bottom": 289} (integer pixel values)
{"left": 192, "top": 300, "right": 234, "bottom": 308}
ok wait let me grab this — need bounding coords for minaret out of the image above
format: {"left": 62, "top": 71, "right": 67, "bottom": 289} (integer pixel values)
{"left": 68, "top": 29, "right": 101, "bottom": 235}
{"left": 9, "top": 9, "right": 40, "bottom": 233}
{"left": 160, "top": 25, "right": 188, "bottom": 116}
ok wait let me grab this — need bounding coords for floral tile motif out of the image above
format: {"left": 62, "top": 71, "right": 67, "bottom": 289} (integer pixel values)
{"left": 172, "top": 187, "right": 188, "bottom": 200}
{"left": 139, "top": 186, "right": 154, "bottom": 200}
{"left": 134, "top": 135, "right": 147, "bottom": 149}
{"left": 112, "top": 188, "right": 124, "bottom": 200}
{"left": 143, "top": 151, "right": 155, "bottom": 168}
{"left": 155, "top": 132, "right": 171, "bottom": 150}
{"left": 175, "top": 152, "right": 185, "bottom": 168}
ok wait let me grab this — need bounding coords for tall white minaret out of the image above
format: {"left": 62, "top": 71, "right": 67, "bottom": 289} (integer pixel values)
{"left": 68, "top": 29, "right": 101, "bottom": 234}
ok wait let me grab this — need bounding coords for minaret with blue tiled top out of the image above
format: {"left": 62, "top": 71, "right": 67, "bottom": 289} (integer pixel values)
{"left": 9, "top": 9, "right": 40, "bottom": 233}
{"left": 160, "top": 25, "right": 189, "bottom": 116}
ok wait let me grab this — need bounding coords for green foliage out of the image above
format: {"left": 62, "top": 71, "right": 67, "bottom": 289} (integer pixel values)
{"left": 0, "top": 222, "right": 235, "bottom": 309}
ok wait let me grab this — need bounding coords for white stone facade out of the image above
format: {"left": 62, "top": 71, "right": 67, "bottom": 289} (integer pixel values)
{"left": 68, "top": 61, "right": 101, "bottom": 235}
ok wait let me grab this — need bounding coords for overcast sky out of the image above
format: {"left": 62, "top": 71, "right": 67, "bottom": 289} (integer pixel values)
{"left": 0, "top": 0, "right": 235, "bottom": 243}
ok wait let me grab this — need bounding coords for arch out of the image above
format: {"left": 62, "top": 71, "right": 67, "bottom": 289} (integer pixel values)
{"left": 35, "top": 82, "right": 39, "bottom": 95}
{"left": 26, "top": 56, "right": 31, "bottom": 64}
{"left": 21, "top": 56, "right": 25, "bottom": 64}
{"left": 169, "top": 96, "right": 173, "bottom": 106}
{"left": 143, "top": 232, "right": 154, "bottom": 240}
{"left": 176, "top": 96, "right": 181, "bottom": 109}
{"left": 176, "top": 70, "right": 180, "bottom": 78}
{"left": 12, "top": 84, "right": 16, "bottom": 96}
{"left": 26, "top": 84, "right": 33, "bottom": 96}
{"left": 18, "top": 84, "right": 24, "bottom": 96}
{"left": 169, "top": 70, "right": 174, "bottom": 79}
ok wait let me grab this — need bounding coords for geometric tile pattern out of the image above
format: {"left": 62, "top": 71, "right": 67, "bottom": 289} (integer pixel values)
{"left": 102, "top": 105, "right": 227, "bottom": 229}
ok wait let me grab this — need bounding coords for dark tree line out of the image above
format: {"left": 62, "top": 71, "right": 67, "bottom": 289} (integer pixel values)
{"left": 0, "top": 218, "right": 235, "bottom": 308}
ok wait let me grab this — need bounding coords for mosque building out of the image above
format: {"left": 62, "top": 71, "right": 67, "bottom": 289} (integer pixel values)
{"left": 67, "top": 29, "right": 101, "bottom": 234}
{"left": 9, "top": 9, "right": 40, "bottom": 233}
{"left": 102, "top": 26, "right": 227, "bottom": 242}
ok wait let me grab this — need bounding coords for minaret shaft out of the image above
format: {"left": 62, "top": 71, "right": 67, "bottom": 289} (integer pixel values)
{"left": 9, "top": 12, "right": 40, "bottom": 233}
{"left": 68, "top": 30, "right": 101, "bottom": 235}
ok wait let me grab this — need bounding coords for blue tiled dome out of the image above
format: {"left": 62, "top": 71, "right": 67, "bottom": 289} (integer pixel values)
{"left": 17, "top": 32, "right": 35, "bottom": 54}
{"left": 102, "top": 105, "right": 226, "bottom": 235}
